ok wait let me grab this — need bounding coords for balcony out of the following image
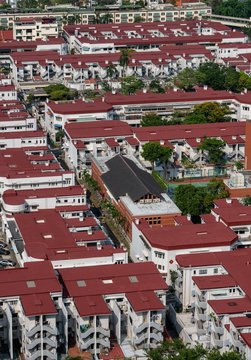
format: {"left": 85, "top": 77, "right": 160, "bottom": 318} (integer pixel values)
{"left": 150, "top": 331, "right": 163, "bottom": 343}
{"left": 27, "top": 336, "right": 57, "bottom": 350}
{"left": 96, "top": 327, "right": 110, "bottom": 337}
{"left": 133, "top": 332, "right": 148, "bottom": 345}
{"left": 150, "top": 321, "right": 163, "bottom": 332}
{"left": 133, "top": 322, "right": 148, "bottom": 335}
{"left": 97, "top": 337, "right": 110, "bottom": 348}
{"left": 212, "top": 322, "right": 224, "bottom": 335}
{"left": 43, "top": 324, "right": 58, "bottom": 335}
{"left": 80, "top": 324, "right": 95, "bottom": 339}
{"left": 213, "top": 338, "right": 223, "bottom": 348}
{"left": 196, "top": 300, "right": 207, "bottom": 310}
{"left": 26, "top": 324, "right": 41, "bottom": 337}
{"left": 81, "top": 337, "right": 95, "bottom": 350}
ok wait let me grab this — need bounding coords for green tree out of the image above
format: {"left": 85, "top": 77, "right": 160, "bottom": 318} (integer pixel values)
{"left": 234, "top": 160, "right": 244, "bottom": 170}
{"left": 207, "top": 178, "right": 230, "bottom": 199}
{"left": 100, "top": 13, "right": 113, "bottom": 24}
{"left": 141, "top": 113, "right": 168, "bottom": 127}
{"left": 174, "top": 68, "right": 199, "bottom": 91}
{"left": 149, "top": 79, "right": 165, "bottom": 93}
{"left": 119, "top": 49, "right": 134, "bottom": 76}
{"left": 160, "top": 146, "right": 173, "bottom": 179}
{"left": 45, "top": 84, "right": 78, "bottom": 101}
{"left": 106, "top": 63, "right": 117, "bottom": 79}
{"left": 196, "top": 62, "right": 225, "bottom": 90}
{"left": 174, "top": 179, "right": 229, "bottom": 218}
{"left": 121, "top": 75, "right": 144, "bottom": 95}
{"left": 141, "top": 142, "right": 163, "bottom": 170}
{"left": 134, "top": 15, "right": 143, "bottom": 22}
{"left": 184, "top": 102, "right": 231, "bottom": 124}
{"left": 174, "top": 184, "right": 206, "bottom": 217}
{"left": 147, "top": 340, "right": 244, "bottom": 359}
{"left": 243, "top": 195, "right": 251, "bottom": 206}
{"left": 198, "top": 137, "right": 226, "bottom": 165}
{"left": 238, "top": 71, "right": 251, "bottom": 91}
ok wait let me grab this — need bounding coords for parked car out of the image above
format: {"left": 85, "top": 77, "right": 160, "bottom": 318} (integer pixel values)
{"left": 0, "top": 259, "right": 16, "bottom": 267}
{"left": 0, "top": 248, "right": 10, "bottom": 255}
{"left": 0, "top": 241, "right": 7, "bottom": 248}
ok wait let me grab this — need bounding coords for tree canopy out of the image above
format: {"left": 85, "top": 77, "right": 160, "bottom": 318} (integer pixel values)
{"left": 121, "top": 75, "right": 144, "bottom": 95}
{"left": 174, "top": 179, "right": 230, "bottom": 219}
{"left": 146, "top": 339, "right": 244, "bottom": 360}
{"left": 184, "top": 102, "right": 231, "bottom": 124}
{"left": 141, "top": 142, "right": 173, "bottom": 171}
{"left": 212, "top": 0, "right": 251, "bottom": 18}
{"left": 198, "top": 137, "right": 226, "bottom": 165}
{"left": 45, "top": 84, "right": 78, "bottom": 101}
{"left": 141, "top": 113, "right": 168, "bottom": 127}
{"left": 174, "top": 63, "right": 251, "bottom": 92}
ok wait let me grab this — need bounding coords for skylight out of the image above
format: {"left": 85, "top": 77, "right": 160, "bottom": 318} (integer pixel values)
{"left": 102, "top": 279, "right": 113, "bottom": 284}
{"left": 129, "top": 276, "right": 138, "bottom": 283}
{"left": 27, "top": 280, "right": 36, "bottom": 288}
{"left": 77, "top": 280, "right": 86, "bottom": 287}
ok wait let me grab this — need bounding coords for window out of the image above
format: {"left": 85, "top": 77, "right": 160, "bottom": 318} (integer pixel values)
{"left": 214, "top": 268, "right": 218, "bottom": 274}
{"left": 243, "top": 106, "right": 249, "bottom": 111}
{"left": 199, "top": 269, "right": 207, "bottom": 275}
{"left": 155, "top": 251, "right": 165, "bottom": 259}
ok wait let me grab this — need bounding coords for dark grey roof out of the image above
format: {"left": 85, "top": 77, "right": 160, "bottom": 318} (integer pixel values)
{"left": 101, "top": 155, "right": 163, "bottom": 202}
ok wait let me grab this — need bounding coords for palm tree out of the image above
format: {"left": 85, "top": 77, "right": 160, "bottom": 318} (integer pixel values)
{"left": 100, "top": 13, "right": 113, "bottom": 24}
{"left": 93, "top": 12, "right": 102, "bottom": 24}
{"left": 106, "top": 63, "right": 117, "bottom": 86}
{"left": 119, "top": 49, "right": 134, "bottom": 77}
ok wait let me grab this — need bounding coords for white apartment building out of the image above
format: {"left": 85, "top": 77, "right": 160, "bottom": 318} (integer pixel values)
{"left": 13, "top": 17, "right": 58, "bottom": 41}
{"left": 0, "top": 4, "right": 212, "bottom": 27}
{"left": 1, "top": 185, "right": 87, "bottom": 214}
{"left": 58, "top": 262, "right": 167, "bottom": 357}
{"left": 0, "top": 148, "right": 75, "bottom": 195}
{"left": 0, "top": 130, "right": 47, "bottom": 150}
{"left": 62, "top": 119, "right": 245, "bottom": 178}
{"left": 63, "top": 120, "right": 133, "bottom": 174}
{"left": 0, "top": 261, "right": 63, "bottom": 360}
{"left": 63, "top": 20, "right": 234, "bottom": 55}
{"left": 4, "top": 207, "right": 128, "bottom": 268}
{"left": 0, "top": 261, "right": 167, "bottom": 359}
{"left": 0, "top": 85, "right": 17, "bottom": 101}
{"left": 10, "top": 44, "right": 212, "bottom": 87}
{"left": 131, "top": 220, "right": 238, "bottom": 284}
{"left": 174, "top": 248, "right": 251, "bottom": 359}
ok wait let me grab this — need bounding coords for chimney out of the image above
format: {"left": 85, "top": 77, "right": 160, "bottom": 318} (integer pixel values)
{"left": 203, "top": 85, "right": 208, "bottom": 90}
{"left": 142, "top": 88, "right": 147, "bottom": 93}
{"left": 173, "top": 86, "right": 178, "bottom": 92}
{"left": 226, "top": 198, "right": 232, "bottom": 204}
{"left": 135, "top": 218, "right": 140, "bottom": 225}
{"left": 160, "top": 140, "right": 164, "bottom": 145}
{"left": 87, "top": 227, "right": 92, "bottom": 235}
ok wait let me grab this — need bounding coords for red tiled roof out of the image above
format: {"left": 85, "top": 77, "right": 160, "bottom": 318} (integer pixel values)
{"left": 74, "top": 295, "right": 111, "bottom": 317}
{"left": 230, "top": 316, "right": 251, "bottom": 328}
{"left": 193, "top": 274, "right": 237, "bottom": 290}
{"left": 2, "top": 185, "right": 84, "bottom": 206}
{"left": 126, "top": 290, "right": 165, "bottom": 312}
{"left": 21, "top": 293, "right": 57, "bottom": 316}
{"left": 212, "top": 206, "right": 251, "bottom": 226}
{"left": 139, "top": 222, "right": 237, "bottom": 251}
{"left": 65, "top": 120, "right": 132, "bottom": 140}
{"left": 208, "top": 297, "right": 251, "bottom": 315}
